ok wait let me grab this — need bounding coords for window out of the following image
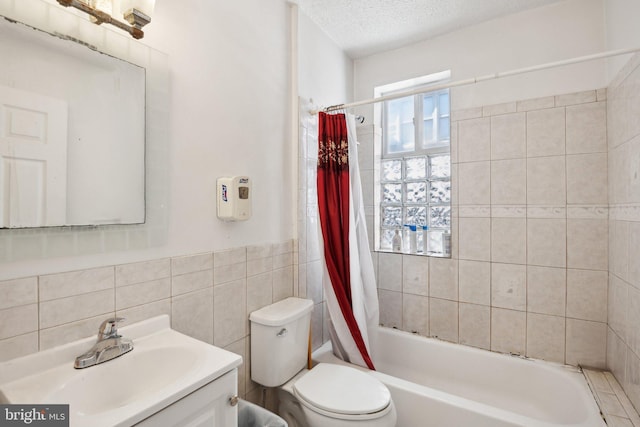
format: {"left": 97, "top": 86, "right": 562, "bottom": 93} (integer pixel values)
{"left": 377, "top": 73, "right": 452, "bottom": 256}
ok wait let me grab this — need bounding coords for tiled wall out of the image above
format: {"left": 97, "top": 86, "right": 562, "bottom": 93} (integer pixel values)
{"left": 369, "top": 89, "right": 610, "bottom": 368}
{"left": 0, "top": 240, "right": 296, "bottom": 400}
{"left": 606, "top": 53, "right": 640, "bottom": 410}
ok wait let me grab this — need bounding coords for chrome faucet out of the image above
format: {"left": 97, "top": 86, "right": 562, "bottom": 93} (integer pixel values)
{"left": 74, "top": 317, "right": 134, "bottom": 369}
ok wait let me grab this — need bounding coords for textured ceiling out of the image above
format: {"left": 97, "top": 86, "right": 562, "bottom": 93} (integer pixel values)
{"left": 295, "top": 0, "right": 567, "bottom": 58}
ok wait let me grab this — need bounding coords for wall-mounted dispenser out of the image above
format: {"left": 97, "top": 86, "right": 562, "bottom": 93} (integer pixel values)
{"left": 216, "top": 176, "right": 251, "bottom": 221}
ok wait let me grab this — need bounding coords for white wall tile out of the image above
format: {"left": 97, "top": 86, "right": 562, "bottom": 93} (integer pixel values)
{"left": 491, "top": 263, "right": 526, "bottom": 311}
{"left": 527, "top": 266, "right": 566, "bottom": 316}
{"left": 115, "top": 259, "right": 170, "bottom": 286}
{"left": 402, "top": 255, "right": 428, "bottom": 296}
{"left": 567, "top": 219, "right": 608, "bottom": 270}
{"left": 39, "top": 267, "right": 114, "bottom": 301}
{"left": 458, "top": 161, "right": 491, "bottom": 205}
{"left": 247, "top": 243, "right": 273, "bottom": 260}
{"left": 0, "top": 304, "right": 38, "bottom": 339}
{"left": 0, "top": 332, "right": 38, "bottom": 362}
{"left": 172, "top": 287, "right": 214, "bottom": 345}
{"left": 567, "top": 153, "right": 608, "bottom": 204}
{"left": 555, "top": 90, "right": 596, "bottom": 107}
{"left": 273, "top": 266, "right": 294, "bottom": 302}
{"left": 214, "top": 279, "right": 247, "bottom": 348}
{"left": 527, "top": 219, "right": 567, "bottom": 268}
{"left": 402, "top": 294, "right": 429, "bottom": 336}
{"left": 0, "top": 277, "right": 37, "bottom": 310}
{"left": 566, "top": 102, "right": 607, "bottom": 154}
{"left": 566, "top": 318, "right": 607, "bottom": 368}
{"left": 566, "top": 269, "right": 608, "bottom": 322}
{"left": 490, "top": 112, "right": 526, "bottom": 160}
{"left": 458, "top": 117, "right": 490, "bottom": 162}
{"left": 378, "top": 290, "right": 402, "bottom": 329}
{"left": 429, "top": 298, "right": 458, "bottom": 343}
{"left": 429, "top": 257, "right": 458, "bottom": 301}
{"left": 214, "top": 247, "right": 247, "bottom": 267}
{"left": 491, "top": 159, "right": 527, "bottom": 206}
{"left": 458, "top": 217, "right": 491, "bottom": 261}
{"left": 527, "top": 156, "right": 566, "bottom": 205}
{"left": 459, "top": 303, "right": 490, "bottom": 350}
{"left": 491, "top": 308, "right": 526, "bottom": 355}
{"left": 172, "top": 270, "right": 213, "bottom": 296}
{"left": 378, "top": 253, "right": 403, "bottom": 291}
{"left": 608, "top": 275, "right": 628, "bottom": 340}
{"left": 247, "top": 257, "right": 273, "bottom": 277}
{"left": 516, "top": 96, "right": 554, "bottom": 112}
{"left": 171, "top": 253, "right": 213, "bottom": 276}
{"left": 116, "top": 299, "right": 171, "bottom": 325}
{"left": 39, "top": 314, "right": 110, "bottom": 350}
{"left": 39, "top": 289, "right": 114, "bottom": 329}
{"left": 116, "top": 278, "right": 171, "bottom": 310}
{"left": 214, "top": 262, "right": 246, "bottom": 285}
{"left": 247, "top": 272, "right": 273, "bottom": 315}
{"left": 458, "top": 260, "right": 490, "bottom": 305}
{"left": 526, "top": 313, "right": 565, "bottom": 363}
{"left": 491, "top": 218, "right": 526, "bottom": 264}
{"left": 527, "top": 107, "right": 566, "bottom": 157}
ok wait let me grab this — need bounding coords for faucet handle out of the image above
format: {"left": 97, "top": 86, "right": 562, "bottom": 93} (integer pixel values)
{"left": 98, "top": 317, "right": 125, "bottom": 340}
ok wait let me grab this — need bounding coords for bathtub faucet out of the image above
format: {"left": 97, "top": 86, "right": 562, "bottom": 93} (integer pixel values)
{"left": 74, "top": 317, "right": 134, "bottom": 369}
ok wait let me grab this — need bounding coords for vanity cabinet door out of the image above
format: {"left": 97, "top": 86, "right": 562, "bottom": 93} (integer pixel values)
{"left": 135, "top": 369, "right": 238, "bottom": 427}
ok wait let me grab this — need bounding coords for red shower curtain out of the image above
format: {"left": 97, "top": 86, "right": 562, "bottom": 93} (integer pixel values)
{"left": 317, "top": 112, "right": 375, "bottom": 370}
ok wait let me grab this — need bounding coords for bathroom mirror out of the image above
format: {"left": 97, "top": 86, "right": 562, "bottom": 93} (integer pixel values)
{"left": 0, "top": 15, "right": 145, "bottom": 228}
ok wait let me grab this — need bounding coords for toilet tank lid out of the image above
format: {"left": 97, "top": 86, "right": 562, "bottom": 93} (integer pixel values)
{"left": 249, "top": 297, "right": 314, "bottom": 326}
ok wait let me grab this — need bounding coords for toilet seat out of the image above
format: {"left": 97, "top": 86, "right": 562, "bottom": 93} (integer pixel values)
{"left": 293, "top": 363, "right": 392, "bottom": 420}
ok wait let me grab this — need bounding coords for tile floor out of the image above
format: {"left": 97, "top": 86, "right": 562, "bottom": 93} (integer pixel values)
{"left": 584, "top": 369, "right": 640, "bottom": 426}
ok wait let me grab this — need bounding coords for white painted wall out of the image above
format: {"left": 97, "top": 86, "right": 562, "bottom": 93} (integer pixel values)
{"left": 353, "top": 0, "right": 607, "bottom": 119}
{"left": 298, "top": 11, "right": 353, "bottom": 108}
{"left": 143, "top": 0, "right": 293, "bottom": 252}
{"left": 604, "top": 0, "right": 640, "bottom": 80}
{"left": 0, "top": 0, "right": 295, "bottom": 279}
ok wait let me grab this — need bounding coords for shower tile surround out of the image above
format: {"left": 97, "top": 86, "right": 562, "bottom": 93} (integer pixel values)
{"left": 0, "top": 240, "right": 296, "bottom": 401}
{"left": 371, "top": 88, "right": 610, "bottom": 369}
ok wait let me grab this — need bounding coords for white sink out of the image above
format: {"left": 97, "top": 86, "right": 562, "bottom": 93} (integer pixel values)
{"left": 0, "top": 315, "right": 242, "bottom": 427}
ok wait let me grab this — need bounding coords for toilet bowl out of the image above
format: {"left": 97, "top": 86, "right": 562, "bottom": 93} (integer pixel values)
{"left": 250, "top": 298, "right": 397, "bottom": 427}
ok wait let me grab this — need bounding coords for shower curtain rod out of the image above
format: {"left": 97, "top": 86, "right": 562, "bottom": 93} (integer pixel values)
{"left": 312, "top": 46, "right": 640, "bottom": 114}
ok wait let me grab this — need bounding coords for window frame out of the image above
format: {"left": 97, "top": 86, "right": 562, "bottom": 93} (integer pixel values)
{"left": 376, "top": 73, "right": 452, "bottom": 257}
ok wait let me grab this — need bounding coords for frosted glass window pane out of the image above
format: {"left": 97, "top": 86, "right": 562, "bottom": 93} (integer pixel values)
{"left": 386, "top": 96, "right": 414, "bottom": 154}
{"left": 405, "top": 182, "right": 427, "bottom": 203}
{"left": 404, "top": 206, "right": 427, "bottom": 226}
{"left": 430, "top": 180, "right": 451, "bottom": 203}
{"left": 430, "top": 206, "right": 451, "bottom": 228}
{"left": 380, "top": 229, "right": 394, "bottom": 251}
{"left": 382, "top": 206, "right": 403, "bottom": 227}
{"left": 430, "top": 155, "right": 450, "bottom": 178}
{"left": 382, "top": 159, "right": 402, "bottom": 181}
{"left": 427, "top": 231, "right": 443, "bottom": 254}
{"left": 382, "top": 183, "right": 403, "bottom": 204}
{"left": 405, "top": 157, "right": 426, "bottom": 180}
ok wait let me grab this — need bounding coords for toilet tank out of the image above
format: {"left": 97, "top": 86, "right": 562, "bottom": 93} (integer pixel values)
{"left": 249, "top": 297, "right": 314, "bottom": 387}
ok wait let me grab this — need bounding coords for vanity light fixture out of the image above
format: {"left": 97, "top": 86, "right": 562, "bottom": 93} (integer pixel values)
{"left": 55, "top": 0, "right": 155, "bottom": 39}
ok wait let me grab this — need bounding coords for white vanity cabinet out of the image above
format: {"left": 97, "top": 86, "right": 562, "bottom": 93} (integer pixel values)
{"left": 0, "top": 316, "right": 243, "bottom": 427}
{"left": 136, "top": 369, "right": 239, "bottom": 427}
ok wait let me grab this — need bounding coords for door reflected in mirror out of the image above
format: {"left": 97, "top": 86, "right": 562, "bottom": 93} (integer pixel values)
{"left": 0, "top": 16, "right": 145, "bottom": 228}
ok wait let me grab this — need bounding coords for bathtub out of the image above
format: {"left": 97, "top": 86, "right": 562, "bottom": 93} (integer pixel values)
{"left": 313, "top": 327, "right": 605, "bottom": 427}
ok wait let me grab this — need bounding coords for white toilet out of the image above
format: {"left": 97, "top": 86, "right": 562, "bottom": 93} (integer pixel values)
{"left": 250, "top": 297, "right": 397, "bottom": 427}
